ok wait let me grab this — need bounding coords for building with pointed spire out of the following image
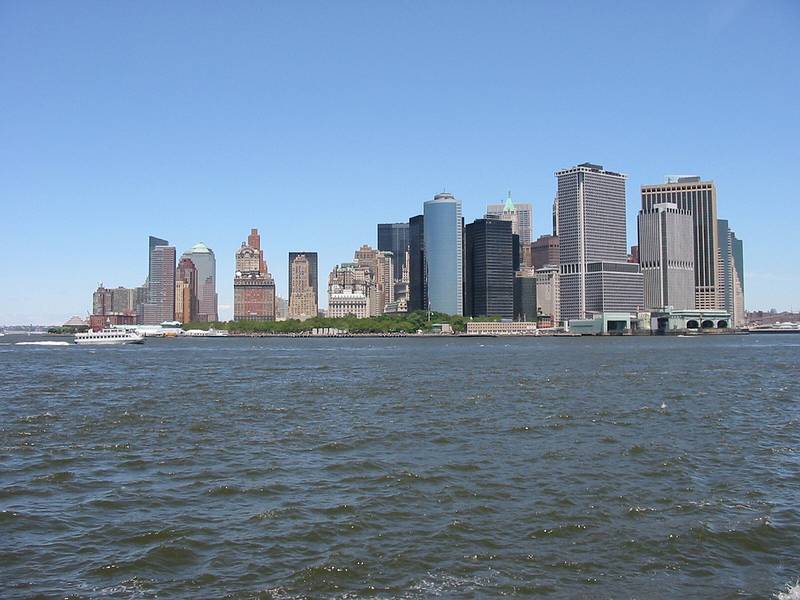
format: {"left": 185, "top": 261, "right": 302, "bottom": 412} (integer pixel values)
{"left": 486, "top": 192, "right": 533, "bottom": 245}
{"left": 234, "top": 228, "right": 276, "bottom": 321}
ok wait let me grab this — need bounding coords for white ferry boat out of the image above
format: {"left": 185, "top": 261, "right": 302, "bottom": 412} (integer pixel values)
{"left": 74, "top": 329, "right": 144, "bottom": 345}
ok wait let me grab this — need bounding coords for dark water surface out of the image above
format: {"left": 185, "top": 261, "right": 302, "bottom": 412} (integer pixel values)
{"left": 1, "top": 335, "right": 798, "bottom": 599}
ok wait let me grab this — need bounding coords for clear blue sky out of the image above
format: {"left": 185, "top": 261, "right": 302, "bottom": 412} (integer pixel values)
{"left": 1, "top": 1, "right": 798, "bottom": 324}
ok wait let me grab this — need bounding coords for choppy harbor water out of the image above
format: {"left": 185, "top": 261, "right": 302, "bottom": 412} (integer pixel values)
{"left": 1, "top": 335, "right": 798, "bottom": 599}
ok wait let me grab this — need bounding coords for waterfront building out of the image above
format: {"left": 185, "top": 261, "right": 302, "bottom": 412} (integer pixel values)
{"left": 327, "top": 262, "right": 373, "bottom": 318}
{"left": 486, "top": 192, "right": 533, "bottom": 245}
{"left": 466, "top": 321, "right": 538, "bottom": 335}
{"left": 464, "top": 218, "right": 514, "bottom": 319}
{"left": 637, "top": 203, "right": 695, "bottom": 310}
{"left": 514, "top": 270, "right": 537, "bottom": 322}
{"left": 535, "top": 266, "right": 560, "bottom": 325}
{"left": 377, "top": 222, "right": 410, "bottom": 282}
{"left": 531, "top": 234, "right": 560, "bottom": 269}
{"left": 233, "top": 228, "right": 276, "bottom": 321}
{"left": 354, "top": 245, "right": 394, "bottom": 315}
{"left": 288, "top": 254, "right": 318, "bottom": 320}
{"left": 641, "top": 176, "right": 720, "bottom": 309}
{"left": 288, "top": 252, "right": 318, "bottom": 313}
{"left": 717, "top": 220, "right": 745, "bottom": 326}
{"left": 181, "top": 243, "right": 218, "bottom": 322}
{"left": 93, "top": 286, "right": 113, "bottom": 315}
{"left": 175, "top": 257, "right": 199, "bottom": 323}
{"left": 424, "top": 193, "right": 463, "bottom": 315}
{"left": 143, "top": 242, "right": 176, "bottom": 324}
{"left": 556, "top": 163, "right": 643, "bottom": 321}
{"left": 408, "top": 214, "right": 426, "bottom": 312}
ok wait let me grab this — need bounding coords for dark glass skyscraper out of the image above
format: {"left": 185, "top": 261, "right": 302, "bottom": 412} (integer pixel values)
{"left": 408, "top": 215, "right": 426, "bottom": 312}
{"left": 377, "top": 223, "right": 409, "bottom": 282}
{"left": 464, "top": 219, "right": 514, "bottom": 319}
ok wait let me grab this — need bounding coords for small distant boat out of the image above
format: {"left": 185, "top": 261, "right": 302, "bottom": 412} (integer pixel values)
{"left": 74, "top": 329, "right": 144, "bottom": 345}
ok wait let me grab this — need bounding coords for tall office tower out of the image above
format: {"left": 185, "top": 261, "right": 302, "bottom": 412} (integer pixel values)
{"left": 485, "top": 192, "right": 533, "bottom": 245}
{"left": 535, "top": 266, "right": 560, "bottom": 325}
{"left": 424, "top": 193, "right": 463, "bottom": 315}
{"left": 641, "top": 176, "right": 719, "bottom": 309}
{"left": 408, "top": 214, "right": 426, "bottom": 312}
{"left": 181, "top": 243, "right": 218, "bottom": 322}
{"left": 175, "top": 257, "right": 199, "bottom": 323}
{"left": 556, "top": 163, "right": 643, "bottom": 321}
{"left": 354, "top": 244, "right": 394, "bottom": 315}
{"left": 233, "top": 228, "right": 276, "bottom": 321}
{"left": 288, "top": 251, "right": 319, "bottom": 312}
{"left": 288, "top": 254, "right": 318, "bottom": 320}
{"left": 377, "top": 223, "right": 410, "bottom": 282}
{"left": 514, "top": 270, "right": 537, "bottom": 322}
{"left": 717, "top": 220, "right": 745, "bottom": 326}
{"left": 531, "top": 234, "right": 560, "bottom": 269}
{"left": 637, "top": 203, "right": 695, "bottom": 310}
{"left": 464, "top": 219, "right": 514, "bottom": 319}
{"left": 552, "top": 197, "right": 559, "bottom": 236}
{"left": 142, "top": 243, "right": 176, "bottom": 324}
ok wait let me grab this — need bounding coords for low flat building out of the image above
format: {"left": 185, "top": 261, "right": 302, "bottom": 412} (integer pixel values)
{"left": 465, "top": 321, "right": 538, "bottom": 335}
{"left": 650, "top": 308, "right": 732, "bottom": 333}
{"left": 568, "top": 312, "right": 635, "bottom": 335}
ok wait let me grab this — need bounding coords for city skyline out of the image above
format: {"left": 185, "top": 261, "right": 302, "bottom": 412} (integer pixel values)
{"left": 2, "top": 3, "right": 799, "bottom": 323}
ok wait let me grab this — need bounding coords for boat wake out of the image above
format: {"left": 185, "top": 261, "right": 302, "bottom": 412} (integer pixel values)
{"left": 776, "top": 581, "right": 800, "bottom": 600}
{"left": 15, "top": 341, "right": 71, "bottom": 346}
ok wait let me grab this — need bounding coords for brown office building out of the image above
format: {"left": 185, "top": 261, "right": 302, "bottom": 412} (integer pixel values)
{"left": 531, "top": 234, "right": 559, "bottom": 269}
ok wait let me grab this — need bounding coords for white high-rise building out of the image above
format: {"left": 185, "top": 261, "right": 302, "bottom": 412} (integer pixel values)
{"left": 637, "top": 203, "right": 695, "bottom": 310}
{"left": 556, "top": 163, "right": 643, "bottom": 321}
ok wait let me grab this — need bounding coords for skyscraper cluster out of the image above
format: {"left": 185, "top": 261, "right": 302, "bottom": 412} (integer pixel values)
{"left": 92, "top": 236, "right": 218, "bottom": 327}
{"left": 88, "top": 164, "right": 744, "bottom": 329}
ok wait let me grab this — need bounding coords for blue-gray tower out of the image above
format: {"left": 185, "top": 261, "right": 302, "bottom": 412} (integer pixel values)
{"left": 423, "top": 192, "right": 463, "bottom": 315}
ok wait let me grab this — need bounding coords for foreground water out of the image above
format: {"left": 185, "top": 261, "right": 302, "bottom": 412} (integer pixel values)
{"left": 1, "top": 335, "right": 798, "bottom": 599}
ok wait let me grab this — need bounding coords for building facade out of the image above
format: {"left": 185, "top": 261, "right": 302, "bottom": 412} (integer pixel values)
{"left": 531, "top": 234, "right": 560, "bottom": 269}
{"left": 641, "top": 177, "right": 719, "bottom": 309}
{"left": 486, "top": 192, "right": 533, "bottom": 245}
{"left": 327, "top": 262, "right": 373, "bottom": 318}
{"left": 514, "top": 270, "right": 537, "bottom": 322}
{"left": 464, "top": 218, "right": 514, "bottom": 319}
{"left": 233, "top": 228, "right": 276, "bottom": 321}
{"left": 377, "top": 222, "right": 410, "bottom": 282}
{"left": 143, "top": 242, "right": 176, "bottom": 324}
{"left": 288, "top": 254, "right": 318, "bottom": 320}
{"left": 408, "top": 214, "right": 426, "bottom": 312}
{"left": 288, "top": 251, "right": 318, "bottom": 313}
{"left": 424, "top": 193, "right": 463, "bottom": 315}
{"left": 175, "top": 257, "right": 199, "bottom": 323}
{"left": 181, "top": 243, "right": 218, "bottom": 322}
{"left": 637, "top": 203, "right": 695, "bottom": 310}
{"left": 556, "top": 163, "right": 643, "bottom": 321}
{"left": 718, "top": 220, "right": 745, "bottom": 326}
{"left": 535, "top": 266, "right": 560, "bottom": 325}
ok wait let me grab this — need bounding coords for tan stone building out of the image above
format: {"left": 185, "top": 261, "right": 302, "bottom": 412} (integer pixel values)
{"left": 234, "top": 228, "right": 276, "bottom": 321}
{"left": 288, "top": 254, "right": 318, "bottom": 320}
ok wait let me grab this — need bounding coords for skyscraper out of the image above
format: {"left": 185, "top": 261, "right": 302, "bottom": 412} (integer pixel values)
{"left": 181, "top": 243, "right": 218, "bottom": 322}
{"left": 408, "top": 214, "right": 426, "bottom": 312}
{"left": 641, "top": 177, "right": 720, "bottom": 309}
{"left": 485, "top": 192, "right": 533, "bottom": 245}
{"left": 143, "top": 240, "right": 176, "bottom": 325}
{"left": 288, "top": 251, "right": 319, "bottom": 312}
{"left": 234, "top": 228, "right": 276, "bottom": 321}
{"left": 718, "top": 220, "right": 745, "bottom": 326}
{"left": 288, "top": 254, "right": 318, "bottom": 320}
{"left": 556, "top": 163, "right": 643, "bottom": 321}
{"left": 531, "top": 234, "right": 560, "bottom": 269}
{"left": 175, "top": 257, "right": 199, "bottom": 323}
{"left": 464, "top": 219, "right": 514, "bottom": 319}
{"left": 424, "top": 193, "right": 463, "bottom": 315}
{"left": 637, "top": 203, "right": 695, "bottom": 310}
{"left": 377, "top": 223, "right": 410, "bottom": 282}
